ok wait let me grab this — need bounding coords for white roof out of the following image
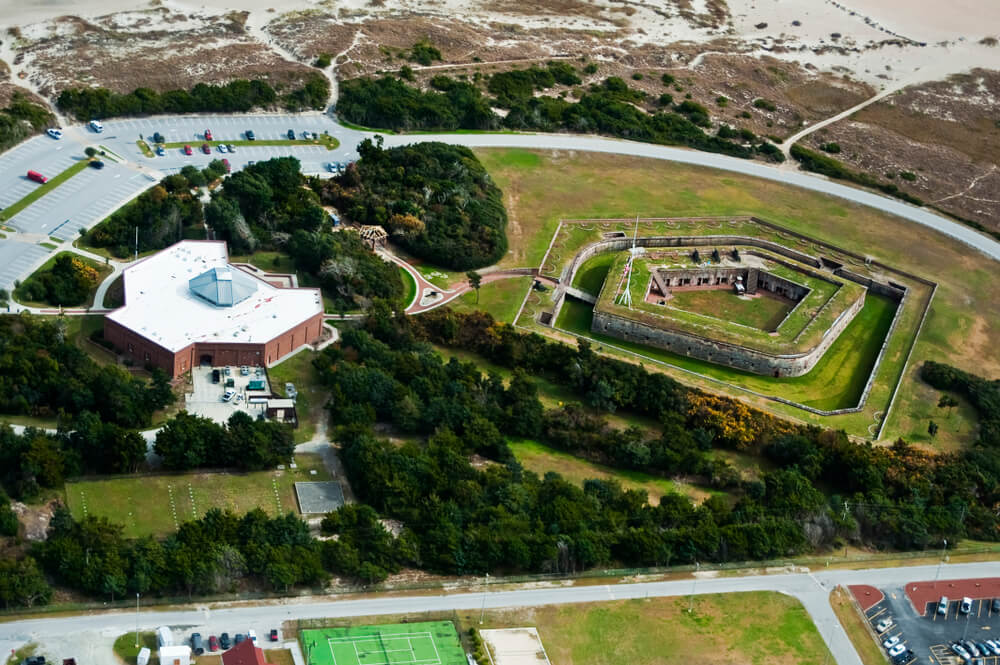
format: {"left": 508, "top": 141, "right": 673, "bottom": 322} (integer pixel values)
{"left": 107, "top": 241, "right": 322, "bottom": 352}
{"left": 158, "top": 645, "right": 191, "bottom": 657}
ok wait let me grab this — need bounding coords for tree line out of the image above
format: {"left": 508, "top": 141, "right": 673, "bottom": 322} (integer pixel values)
{"left": 56, "top": 76, "right": 330, "bottom": 120}
{"left": 317, "top": 139, "right": 508, "bottom": 270}
{"left": 336, "top": 65, "right": 784, "bottom": 162}
{"left": 0, "top": 93, "right": 54, "bottom": 154}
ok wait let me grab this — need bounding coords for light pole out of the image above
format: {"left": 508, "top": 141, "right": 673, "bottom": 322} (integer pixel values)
{"left": 688, "top": 562, "right": 699, "bottom": 613}
{"left": 480, "top": 573, "right": 489, "bottom": 624}
{"left": 934, "top": 539, "right": 948, "bottom": 585}
{"left": 134, "top": 592, "right": 140, "bottom": 648}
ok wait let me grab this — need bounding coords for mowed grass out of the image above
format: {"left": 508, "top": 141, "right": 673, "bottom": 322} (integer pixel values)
{"left": 65, "top": 454, "right": 330, "bottom": 538}
{"left": 829, "top": 587, "right": 884, "bottom": 665}
{"left": 446, "top": 275, "right": 533, "bottom": 323}
{"left": 571, "top": 252, "right": 617, "bottom": 295}
{"left": 523, "top": 593, "right": 832, "bottom": 665}
{"left": 267, "top": 350, "right": 327, "bottom": 444}
{"left": 556, "top": 293, "right": 897, "bottom": 410}
{"left": 400, "top": 266, "right": 418, "bottom": 308}
{"left": 667, "top": 290, "right": 793, "bottom": 331}
{"left": 474, "top": 148, "right": 1000, "bottom": 442}
{"left": 509, "top": 439, "right": 714, "bottom": 504}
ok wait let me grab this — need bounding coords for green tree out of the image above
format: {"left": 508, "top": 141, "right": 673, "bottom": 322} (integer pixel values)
{"left": 466, "top": 270, "right": 482, "bottom": 304}
{"left": 928, "top": 420, "right": 939, "bottom": 437}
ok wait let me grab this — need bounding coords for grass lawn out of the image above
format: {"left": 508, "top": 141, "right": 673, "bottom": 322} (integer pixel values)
{"left": 830, "top": 587, "right": 883, "bottom": 665}
{"left": 474, "top": 148, "right": 998, "bottom": 444}
{"left": 13, "top": 252, "right": 114, "bottom": 309}
{"left": 65, "top": 453, "right": 330, "bottom": 538}
{"left": 555, "top": 293, "right": 897, "bottom": 411}
{"left": 572, "top": 252, "right": 617, "bottom": 295}
{"left": 267, "top": 350, "right": 327, "bottom": 444}
{"left": 0, "top": 159, "right": 91, "bottom": 222}
{"left": 667, "top": 289, "right": 793, "bottom": 331}
{"left": 114, "top": 632, "right": 159, "bottom": 665}
{"left": 400, "top": 266, "right": 418, "bottom": 308}
{"left": 445, "top": 276, "right": 532, "bottom": 323}
{"left": 509, "top": 439, "right": 714, "bottom": 504}
{"left": 264, "top": 650, "right": 296, "bottom": 665}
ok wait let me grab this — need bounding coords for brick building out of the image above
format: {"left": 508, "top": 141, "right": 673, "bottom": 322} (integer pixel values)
{"left": 104, "top": 240, "right": 323, "bottom": 378}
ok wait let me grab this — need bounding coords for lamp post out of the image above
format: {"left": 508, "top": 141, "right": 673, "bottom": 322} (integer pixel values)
{"left": 688, "top": 562, "right": 699, "bottom": 613}
{"left": 134, "top": 592, "right": 140, "bottom": 648}
{"left": 935, "top": 539, "right": 947, "bottom": 585}
{"left": 480, "top": 573, "right": 489, "bottom": 624}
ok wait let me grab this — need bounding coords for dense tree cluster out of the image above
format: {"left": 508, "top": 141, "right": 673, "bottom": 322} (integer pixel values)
{"left": 921, "top": 362, "right": 1000, "bottom": 450}
{"left": 791, "top": 144, "right": 924, "bottom": 206}
{"left": 0, "top": 315, "right": 173, "bottom": 428}
{"left": 0, "top": 556, "right": 51, "bottom": 609}
{"left": 16, "top": 254, "right": 100, "bottom": 307}
{"left": 34, "top": 507, "right": 327, "bottom": 599}
{"left": 154, "top": 411, "right": 294, "bottom": 471}
{"left": 0, "top": 93, "right": 53, "bottom": 153}
{"left": 320, "top": 504, "right": 416, "bottom": 584}
{"left": 56, "top": 76, "right": 329, "bottom": 120}
{"left": 87, "top": 176, "right": 204, "bottom": 257}
{"left": 318, "top": 139, "right": 508, "bottom": 270}
{"left": 336, "top": 68, "right": 785, "bottom": 162}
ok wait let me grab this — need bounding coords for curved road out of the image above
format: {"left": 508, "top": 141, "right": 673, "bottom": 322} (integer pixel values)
{"left": 3, "top": 562, "right": 997, "bottom": 665}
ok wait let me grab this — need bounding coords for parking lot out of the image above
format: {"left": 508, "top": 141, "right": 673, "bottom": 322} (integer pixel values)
{"left": 6, "top": 162, "right": 153, "bottom": 239}
{"left": 860, "top": 581, "right": 1000, "bottom": 665}
{"left": 0, "top": 240, "right": 51, "bottom": 292}
{"left": 0, "top": 134, "right": 78, "bottom": 209}
{"left": 185, "top": 364, "right": 273, "bottom": 424}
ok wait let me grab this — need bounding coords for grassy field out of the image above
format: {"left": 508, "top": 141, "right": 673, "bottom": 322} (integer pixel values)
{"left": 474, "top": 148, "right": 982, "bottom": 443}
{"left": 0, "top": 160, "right": 91, "bottom": 222}
{"left": 572, "top": 252, "right": 618, "bottom": 295}
{"left": 667, "top": 289, "right": 794, "bottom": 331}
{"left": 446, "top": 276, "right": 532, "bottom": 323}
{"left": 830, "top": 587, "right": 883, "bottom": 665}
{"left": 65, "top": 453, "right": 330, "bottom": 538}
{"left": 557, "top": 292, "right": 897, "bottom": 411}
{"left": 267, "top": 350, "right": 327, "bottom": 444}
{"left": 265, "top": 650, "right": 296, "bottom": 665}
{"left": 509, "top": 439, "right": 714, "bottom": 504}
{"left": 13, "top": 252, "right": 114, "bottom": 309}
{"left": 400, "top": 267, "right": 418, "bottom": 308}
{"left": 114, "top": 632, "right": 159, "bottom": 665}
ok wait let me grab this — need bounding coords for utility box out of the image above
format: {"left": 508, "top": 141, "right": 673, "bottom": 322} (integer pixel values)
{"left": 137, "top": 648, "right": 151, "bottom": 665}
{"left": 157, "top": 626, "right": 173, "bottom": 647}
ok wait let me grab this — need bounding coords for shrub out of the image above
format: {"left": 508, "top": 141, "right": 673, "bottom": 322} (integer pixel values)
{"left": 583, "top": 63, "right": 598, "bottom": 74}
{"left": 753, "top": 98, "right": 777, "bottom": 112}
{"left": 408, "top": 40, "right": 442, "bottom": 65}
{"left": 900, "top": 171, "right": 917, "bottom": 181}
{"left": 820, "top": 142, "right": 841, "bottom": 153}
{"left": 658, "top": 93, "right": 674, "bottom": 106}
{"left": 661, "top": 73, "right": 675, "bottom": 85}
{"left": 632, "top": 72, "right": 644, "bottom": 80}
{"left": 715, "top": 95, "right": 728, "bottom": 106}
{"left": 314, "top": 53, "right": 332, "bottom": 68}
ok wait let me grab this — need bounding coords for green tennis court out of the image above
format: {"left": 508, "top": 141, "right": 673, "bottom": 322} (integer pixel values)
{"left": 301, "top": 622, "right": 466, "bottom": 665}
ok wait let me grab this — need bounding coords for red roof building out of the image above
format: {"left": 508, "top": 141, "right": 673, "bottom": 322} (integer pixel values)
{"left": 221, "top": 639, "right": 275, "bottom": 665}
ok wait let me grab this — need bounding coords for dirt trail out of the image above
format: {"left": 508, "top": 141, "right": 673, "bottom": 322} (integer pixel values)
{"left": 0, "top": 37, "right": 67, "bottom": 124}
{"left": 245, "top": 10, "right": 337, "bottom": 110}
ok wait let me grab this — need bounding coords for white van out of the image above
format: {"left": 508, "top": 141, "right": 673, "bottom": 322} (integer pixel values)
{"left": 248, "top": 629, "right": 258, "bottom": 643}
{"left": 89, "top": 120, "right": 104, "bottom": 132}
{"left": 938, "top": 596, "right": 948, "bottom": 615}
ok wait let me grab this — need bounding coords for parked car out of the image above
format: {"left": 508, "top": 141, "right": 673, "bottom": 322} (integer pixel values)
{"left": 152, "top": 132, "right": 165, "bottom": 144}
{"left": 201, "top": 143, "right": 211, "bottom": 154}
{"left": 27, "top": 170, "right": 48, "bottom": 184}
{"left": 218, "top": 144, "right": 228, "bottom": 153}
{"left": 269, "top": 629, "right": 279, "bottom": 642}
{"left": 952, "top": 643, "right": 970, "bottom": 660}
{"left": 890, "top": 650, "right": 913, "bottom": 665}
{"left": 89, "top": 120, "right": 104, "bottom": 132}
{"left": 960, "top": 597, "right": 973, "bottom": 614}
{"left": 222, "top": 158, "right": 231, "bottom": 173}
{"left": 209, "top": 635, "right": 219, "bottom": 652}
{"left": 184, "top": 145, "right": 193, "bottom": 155}
{"left": 212, "top": 369, "right": 221, "bottom": 383}
{"left": 191, "top": 633, "right": 204, "bottom": 656}
{"left": 888, "top": 644, "right": 906, "bottom": 658}
{"left": 227, "top": 144, "right": 236, "bottom": 153}
{"left": 875, "top": 617, "right": 893, "bottom": 633}
{"left": 234, "top": 634, "right": 245, "bottom": 644}
{"left": 977, "top": 643, "right": 992, "bottom": 657}
{"left": 155, "top": 145, "right": 166, "bottom": 156}
{"left": 327, "top": 162, "right": 337, "bottom": 173}
{"left": 248, "top": 629, "right": 258, "bottom": 643}
{"left": 219, "top": 633, "right": 231, "bottom": 649}
{"left": 965, "top": 641, "right": 980, "bottom": 657}
{"left": 992, "top": 598, "right": 1000, "bottom": 613}
{"left": 46, "top": 128, "right": 63, "bottom": 139}
{"left": 883, "top": 635, "right": 900, "bottom": 649}
{"left": 245, "top": 129, "right": 255, "bottom": 140}
{"left": 986, "top": 641, "right": 1000, "bottom": 656}
{"left": 204, "top": 129, "right": 213, "bottom": 141}
{"left": 287, "top": 129, "right": 296, "bottom": 140}
{"left": 222, "top": 388, "right": 236, "bottom": 402}
{"left": 937, "top": 596, "right": 948, "bottom": 615}
{"left": 240, "top": 365, "right": 250, "bottom": 376}
{"left": 89, "top": 160, "right": 105, "bottom": 169}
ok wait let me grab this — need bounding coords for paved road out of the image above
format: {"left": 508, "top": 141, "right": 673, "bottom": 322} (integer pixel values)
{"left": 3, "top": 562, "right": 998, "bottom": 665}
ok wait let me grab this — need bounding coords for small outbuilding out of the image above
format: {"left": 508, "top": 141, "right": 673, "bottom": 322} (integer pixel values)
{"left": 136, "top": 648, "right": 151, "bottom": 665}
{"left": 158, "top": 645, "right": 191, "bottom": 665}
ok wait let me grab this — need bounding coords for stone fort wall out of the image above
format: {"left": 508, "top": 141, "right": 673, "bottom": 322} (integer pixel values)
{"left": 592, "top": 292, "right": 865, "bottom": 377}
